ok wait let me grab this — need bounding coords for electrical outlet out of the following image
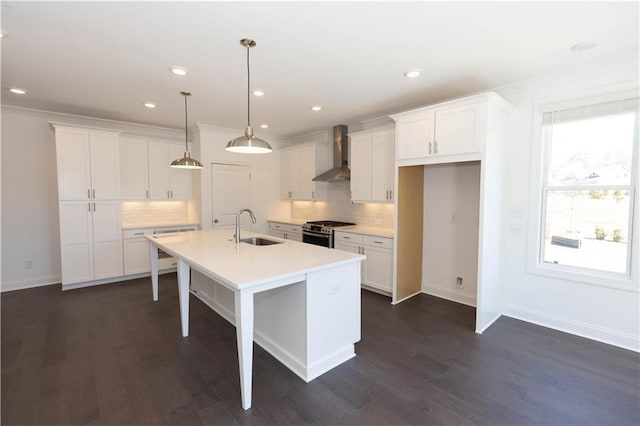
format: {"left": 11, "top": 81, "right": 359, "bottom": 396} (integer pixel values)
{"left": 456, "top": 277, "right": 463, "bottom": 288}
{"left": 24, "top": 259, "right": 33, "bottom": 269}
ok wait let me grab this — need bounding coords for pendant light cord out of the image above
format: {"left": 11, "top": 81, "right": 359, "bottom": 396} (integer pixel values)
{"left": 246, "top": 45, "right": 251, "bottom": 128}
{"left": 184, "top": 95, "right": 189, "bottom": 150}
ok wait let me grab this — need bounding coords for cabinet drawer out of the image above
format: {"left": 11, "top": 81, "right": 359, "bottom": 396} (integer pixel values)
{"left": 363, "top": 235, "right": 393, "bottom": 249}
{"left": 284, "top": 225, "right": 302, "bottom": 234}
{"left": 123, "top": 228, "right": 153, "bottom": 239}
{"left": 335, "top": 232, "right": 363, "bottom": 244}
{"left": 270, "top": 223, "right": 285, "bottom": 231}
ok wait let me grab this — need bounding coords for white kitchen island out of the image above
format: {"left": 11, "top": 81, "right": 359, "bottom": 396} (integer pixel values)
{"left": 146, "top": 228, "right": 365, "bottom": 410}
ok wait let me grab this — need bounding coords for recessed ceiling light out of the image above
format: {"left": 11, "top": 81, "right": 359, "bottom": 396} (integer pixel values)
{"left": 403, "top": 69, "right": 422, "bottom": 78}
{"left": 311, "top": 105, "right": 322, "bottom": 112}
{"left": 170, "top": 66, "right": 189, "bottom": 76}
{"left": 144, "top": 102, "right": 156, "bottom": 109}
{"left": 253, "top": 89, "right": 265, "bottom": 97}
{"left": 8, "top": 87, "right": 26, "bottom": 95}
{"left": 571, "top": 41, "right": 598, "bottom": 52}
{"left": 260, "top": 124, "right": 269, "bottom": 129}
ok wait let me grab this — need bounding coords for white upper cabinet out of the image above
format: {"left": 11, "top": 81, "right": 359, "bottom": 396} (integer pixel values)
{"left": 119, "top": 137, "right": 149, "bottom": 200}
{"left": 54, "top": 125, "right": 120, "bottom": 200}
{"left": 147, "top": 140, "right": 192, "bottom": 201}
{"left": 350, "top": 126, "right": 395, "bottom": 202}
{"left": 392, "top": 92, "right": 509, "bottom": 165}
{"left": 280, "top": 142, "right": 329, "bottom": 201}
{"left": 434, "top": 102, "right": 483, "bottom": 157}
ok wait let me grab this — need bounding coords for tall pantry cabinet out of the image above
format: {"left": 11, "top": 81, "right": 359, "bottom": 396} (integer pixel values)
{"left": 51, "top": 123, "right": 123, "bottom": 288}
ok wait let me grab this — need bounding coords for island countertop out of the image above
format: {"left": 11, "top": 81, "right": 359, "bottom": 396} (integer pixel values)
{"left": 146, "top": 228, "right": 365, "bottom": 290}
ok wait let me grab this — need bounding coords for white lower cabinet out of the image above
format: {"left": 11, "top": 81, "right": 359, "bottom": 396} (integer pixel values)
{"left": 334, "top": 231, "right": 393, "bottom": 294}
{"left": 268, "top": 222, "right": 302, "bottom": 242}
{"left": 59, "top": 200, "right": 123, "bottom": 286}
{"left": 123, "top": 229, "right": 153, "bottom": 275}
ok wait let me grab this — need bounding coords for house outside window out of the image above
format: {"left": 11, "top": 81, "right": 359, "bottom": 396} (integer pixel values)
{"left": 531, "top": 92, "right": 638, "bottom": 289}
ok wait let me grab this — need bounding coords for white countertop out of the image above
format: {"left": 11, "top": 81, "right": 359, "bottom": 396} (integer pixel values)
{"left": 146, "top": 228, "right": 364, "bottom": 290}
{"left": 337, "top": 226, "right": 394, "bottom": 238}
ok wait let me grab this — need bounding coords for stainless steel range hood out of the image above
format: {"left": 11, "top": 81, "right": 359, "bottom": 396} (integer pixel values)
{"left": 312, "top": 125, "right": 350, "bottom": 182}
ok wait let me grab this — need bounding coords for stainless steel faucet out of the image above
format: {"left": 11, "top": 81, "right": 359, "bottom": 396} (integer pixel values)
{"left": 235, "top": 208, "right": 256, "bottom": 243}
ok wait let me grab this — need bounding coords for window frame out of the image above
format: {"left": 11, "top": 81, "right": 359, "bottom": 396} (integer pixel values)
{"left": 527, "top": 87, "right": 639, "bottom": 292}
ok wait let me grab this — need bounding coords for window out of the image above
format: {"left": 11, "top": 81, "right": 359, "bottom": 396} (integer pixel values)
{"left": 537, "top": 95, "right": 638, "bottom": 283}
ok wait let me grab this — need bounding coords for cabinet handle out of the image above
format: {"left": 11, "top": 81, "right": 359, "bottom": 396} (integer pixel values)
{"left": 389, "top": 190, "right": 392, "bottom": 200}
{"left": 344, "top": 236, "right": 351, "bottom": 239}
{"left": 373, "top": 240, "right": 383, "bottom": 244}
{"left": 88, "top": 202, "right": 91, "bottom": 212}
{"left": 146, "top": 189, "right": 149, "bottom": 199}
{"left": 87, "top": 189, "right": 91, "bottom": 199}
{"left": 312, "top": 191, "right": 314, "bottom": 199}
{"left": 167, "top": 190, "right": 170, "bottom": 199}
{"left": 171, "top": 190, "right": 174, "bottom": 199}
{"left": 429, "top": 142, "right": 432, "bottom": 155}
{"left": 434, "top": 140, "right": 438, "bottom": 154}
{"left": 361, "top": 247, "right": 365, "bottom": 255}
{"left": 92, "top": 189, "right": 96, "bottom": 198}
{"left": 93, "top": 202, "right": 96, "bottom": 212}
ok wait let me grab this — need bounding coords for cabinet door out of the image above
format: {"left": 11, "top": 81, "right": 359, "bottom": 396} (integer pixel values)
{"left": 371, "top": 131, "right": 395, "bottom": 201}
{"left": 168, "top": 144, "right": 191, "bottom": 200}
{"left": 89, "top": 132, "right": 120, "bottom": 200}
{"left": 56, "top": 128, "right": 91, "bottom": 200}
{"left": 59, "top": 201, "right": 94, "bottom": 284}
{"left": 280, "top": 149, "right": 299, "bottom": 200}
{"left": 362, "top": 245, "right": 393, "bottom": 292}
{"left": 334, "top": 242, "right": 365, "bottom": 282}
{"left": 92, "top": 201, "right": 123, "bottom": 279}
{"left": 434, "top": 102, "right": 482, "bottom": 156}
{"left": 299, "top": 145, "right": 317, "bottom": 200}
{"left": 124, "top": 238, "right": 151, "bottom": 275}
{"left": 350, "top": 134, "right": 372, "bottom": 201}
{"left": 396, "top": 111, "right": 434, "bottom": 160}
{"left": 148, "top": 141, "right": 170, "bottom": 200}
{"left": 119, "top": 138, "right": 149, "bottom": 200}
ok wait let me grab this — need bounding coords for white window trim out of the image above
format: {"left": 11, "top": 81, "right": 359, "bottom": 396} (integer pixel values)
{"left": 527, "top": 85, "right": 639, "bottom": 292}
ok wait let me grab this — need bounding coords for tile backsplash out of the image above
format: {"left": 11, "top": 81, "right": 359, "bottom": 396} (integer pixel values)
{"left": 121, "top": 201, "right": 200, "bottom": 228}
{"left": 291, "top": 181, "right": 394, "bottom": 228}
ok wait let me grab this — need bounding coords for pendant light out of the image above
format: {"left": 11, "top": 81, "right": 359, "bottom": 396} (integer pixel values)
{"left": 225, "top": 39, "right": 272, "bottom": 154}
{"left": 171, "top": 91, "right": 203, "bottom": 169}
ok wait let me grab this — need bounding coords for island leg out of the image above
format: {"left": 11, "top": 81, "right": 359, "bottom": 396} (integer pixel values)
{"left": 177, "top": 259, "right": 190, "bottom": 337}
{"left": 150, "top": 243, "right": 159, "bottom": 301}
{"left": 235, "top": 290, "right": 254, "bottom": 410}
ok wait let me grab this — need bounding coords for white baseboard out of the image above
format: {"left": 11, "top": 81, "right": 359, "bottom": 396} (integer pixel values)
{"left": 422, "top": 284, "right": 477, "bottom": 307}
{"left": 503, "top": 303, "right": 639, "bottom": 352}
{"left": 1, "top": 275, "right": 61, "bottom": 292}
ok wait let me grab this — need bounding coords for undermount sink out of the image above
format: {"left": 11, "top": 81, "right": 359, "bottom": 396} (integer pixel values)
{"left": 240, "top": 237, "right": 282, "bottom": 246}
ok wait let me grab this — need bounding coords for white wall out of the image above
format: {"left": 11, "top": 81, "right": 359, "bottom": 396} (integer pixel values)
{"left": 194, "top": 124, "right": 289, "bottom": 234}
{"left": 422, "top": 162, "right": 480, "bottom": 306}
{"left": 496, "top": 53, "right": 640, "bottom": 351}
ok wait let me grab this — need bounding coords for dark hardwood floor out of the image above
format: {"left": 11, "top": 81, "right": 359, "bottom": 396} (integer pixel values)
{"left": 2, "top": 275, "right": 639, "bottom": 425}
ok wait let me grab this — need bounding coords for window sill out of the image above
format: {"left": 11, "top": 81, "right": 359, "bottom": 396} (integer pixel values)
{"left": 527, "top": 262, "right": 638, "bottom": 293}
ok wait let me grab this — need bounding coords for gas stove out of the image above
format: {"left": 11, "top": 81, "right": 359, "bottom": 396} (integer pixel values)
{"left": 302, "top": 220, "right": 356, "bottom": 248}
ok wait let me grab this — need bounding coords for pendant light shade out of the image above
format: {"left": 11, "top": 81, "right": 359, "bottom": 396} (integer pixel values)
{"left": 225, "top": 39, "right": 272, "bottom": 154}
{"left": 171, "top": 91, "right": 203, "bottom": 169}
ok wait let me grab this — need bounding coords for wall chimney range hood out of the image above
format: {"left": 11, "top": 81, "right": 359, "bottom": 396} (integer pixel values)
{"left": 312, "top": 125, "right": 350, "bottom": 182}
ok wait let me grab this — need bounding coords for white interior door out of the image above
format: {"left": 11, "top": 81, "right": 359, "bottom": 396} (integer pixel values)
{"left": 211, "top": 163, "right": 252, "bottom": 228}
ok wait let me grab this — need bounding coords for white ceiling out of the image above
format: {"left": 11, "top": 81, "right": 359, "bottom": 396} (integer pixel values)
{"left": 2, "top": 2, "right": 638, "bottom": 137}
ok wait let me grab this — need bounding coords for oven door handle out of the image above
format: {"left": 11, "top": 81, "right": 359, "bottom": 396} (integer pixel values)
{"left": 303, "top": 230, "right": 330, "bottom": 238}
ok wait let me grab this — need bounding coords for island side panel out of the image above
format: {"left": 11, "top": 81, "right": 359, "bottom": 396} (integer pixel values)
{"left": 305, "top": 261, "right": 361, "bottom": 381}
